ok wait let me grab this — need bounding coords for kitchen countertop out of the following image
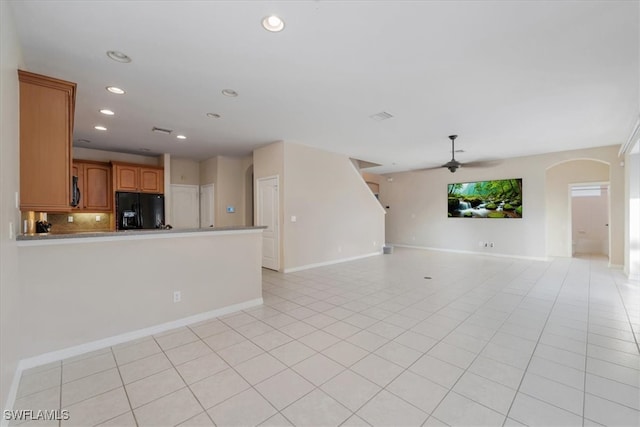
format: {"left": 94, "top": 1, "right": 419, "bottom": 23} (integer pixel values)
{"left": 17, "top": 226, "right": 266, "bottom": 245}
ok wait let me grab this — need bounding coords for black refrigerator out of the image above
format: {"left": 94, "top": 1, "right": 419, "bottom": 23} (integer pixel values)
{"left": 115, "top": 192, "right": 165, "bottom": 230}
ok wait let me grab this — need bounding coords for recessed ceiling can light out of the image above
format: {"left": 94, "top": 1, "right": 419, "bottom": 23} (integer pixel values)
{"left": 222, "top": 89, "right": 238, "bottom": 97}
{"left": 176, "top": 135, "right": 187, "bottom": 140}
{"left": 94, "top": 125, "right": 107, "bottom": 131}
{"left": 206, "top": 113, "right": 221, "bottom": 119}
{"left": 99, "top": 109, "right": 115, "bottom": 116}
{"left": 106, "top": 86, "right": 125, "bottom": 95}
{"left": 106, "top": 50, "right": 132, "bottom": 63}
{"left": 262, "top": 15, "right": 285, "bottom": 32}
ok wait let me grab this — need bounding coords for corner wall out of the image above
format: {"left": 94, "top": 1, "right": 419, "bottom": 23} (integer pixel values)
{"left": 283, "top": 143, "right": 385, "bottom": 270}
{"left": 382, "top": 145, "right": 624, "bottom": 264}
{"left": 0, "top": 0, "right": 24, "bottom": 411}
{"left": 200, "top": 155, "right": 253, "bottom": 227}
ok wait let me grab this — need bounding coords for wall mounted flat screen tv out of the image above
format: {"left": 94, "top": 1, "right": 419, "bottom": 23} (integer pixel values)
{"left": 448, "top": 178, "right": 523, "bottom": 218}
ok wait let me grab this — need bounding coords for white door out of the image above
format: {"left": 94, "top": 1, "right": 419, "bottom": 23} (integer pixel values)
{"left": 200, "top": 184, "right": 215, "bottom": 228}
{"left": 257, "top": 176, "right": 280, "bottom": 270}
{"left": 170, "top": 184, "right": 199, "bottom": 229}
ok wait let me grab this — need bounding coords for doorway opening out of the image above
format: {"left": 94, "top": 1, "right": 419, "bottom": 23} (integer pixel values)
{"left": 570, "top": 183, "right": 610, "bottom": 258}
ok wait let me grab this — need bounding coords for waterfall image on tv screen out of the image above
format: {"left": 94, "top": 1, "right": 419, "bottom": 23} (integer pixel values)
{"left": 448, "top": 178, "right": 523, "bottom": 218}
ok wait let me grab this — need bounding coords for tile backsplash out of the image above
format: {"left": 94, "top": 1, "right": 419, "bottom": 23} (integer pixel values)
{"left": 21, "top": 212, "right": 113, "bottom": 234}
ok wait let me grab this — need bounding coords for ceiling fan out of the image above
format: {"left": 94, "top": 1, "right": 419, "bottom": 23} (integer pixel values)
{"left": 422, "top": 135, "right": 499, "bottom": 173}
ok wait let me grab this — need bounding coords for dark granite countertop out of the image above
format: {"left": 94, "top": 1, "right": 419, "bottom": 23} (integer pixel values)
{"left": 17, "top": 226, "right": 266, "bottom": 241}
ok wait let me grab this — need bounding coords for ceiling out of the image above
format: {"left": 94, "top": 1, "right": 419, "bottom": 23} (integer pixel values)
{"left": 9, "top": 1, "right": 639, "bottom": 173}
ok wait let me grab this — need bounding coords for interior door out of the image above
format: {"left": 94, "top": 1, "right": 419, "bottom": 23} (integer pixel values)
{"left": 200, "top": 184, "right": 214, "bottom": 228}
{"left": 257, "top": 176, "right": 280, "bottom": 270}
{"left": 170, "top": 184, "right": 199, "bottom": 229}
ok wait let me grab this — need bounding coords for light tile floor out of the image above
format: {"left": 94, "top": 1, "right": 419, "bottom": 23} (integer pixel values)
{"left": 12, "top": 248, "right": 640, "bottom": 426}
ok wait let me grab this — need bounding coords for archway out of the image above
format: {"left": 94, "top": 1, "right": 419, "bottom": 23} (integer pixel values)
{"left": 545, "top": 159, "right": 610, "bottom": 258}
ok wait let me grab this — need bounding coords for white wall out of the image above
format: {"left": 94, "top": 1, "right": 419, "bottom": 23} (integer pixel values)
{"left": 253, "top": 142, "right": 285, "bottom": 267}
{"left": 382, "top": 145, "right": 625, "bottom": 264}
{"left": 626, "top": 150, "right": 639, "bottom": 279}
{"left": 0, "top": 1, "right": 24, "bottom": 411}
{"left": 571, "top": 186, "right": 609, "bottom": 255}
{"left": 18, "top": 231, "right": 263, "bottom": 359}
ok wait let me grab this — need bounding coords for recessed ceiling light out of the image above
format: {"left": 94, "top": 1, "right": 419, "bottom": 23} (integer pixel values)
{"left": 94, "top": 125, "right": 107, "bottom": 131}
{"left": 99, "top": 109, "right": 115, "bottom": 116}
{"left": 106, "top": 50, "right": 132, "bottom": 63}
{"left": 206, "top": 113, "right": 221, "bottom": 119}
{"left": 106, "top": 86, "right": 125, "bottom": 95}
{"left": 262, "top": 15, "right": 285, "bottom": 32}
{"left": 176, "top": 135, "right": 187, "bottom": 140}
{"left": 222, "top": 89, "right": 238, "bottom": 97}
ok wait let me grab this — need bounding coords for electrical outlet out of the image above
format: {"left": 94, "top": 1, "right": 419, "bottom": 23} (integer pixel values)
{"left": 484, "top": 242, "right": 489, "bottom": 248}
{"left": 68, "top": 216, "right": 74, "bottom": 223}
{"left": 173, "top": 291, "right": 181, "bottom": 303}
{"left": 95, "top": 215, "right": 101, "bottom": 222}
{"left": 490, "top": 242, "right": 494, "bottom": 248}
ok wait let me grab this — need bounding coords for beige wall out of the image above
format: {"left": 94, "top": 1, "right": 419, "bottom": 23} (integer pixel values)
{"left": 170, "top": 158, "right": 200, "bottom": 185}
{"left": 253, "top": 141, "right": 385, "bottom": 271}
{"left": 0, "top": 2, "right": 23, "bottom": 410}
{"left": 382, "top": 145, "right": 625, "bottom": 266}
{"left": 18, "top": 231, "right": 262, "bottom": 358}
{"left": 73, "top": 147, "right": 160, "bottom": 166}
{"left": 283, "top": 143, "right": 385, "bottom": 270}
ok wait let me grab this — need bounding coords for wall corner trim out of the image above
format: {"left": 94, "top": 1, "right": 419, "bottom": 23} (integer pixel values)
{"left": 390, "top": 244, "right": 550, "bottom": 262}
{"left": 283, "top": 251, "right": 382, "bottom": 273}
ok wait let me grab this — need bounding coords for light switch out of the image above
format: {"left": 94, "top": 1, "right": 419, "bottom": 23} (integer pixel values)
{"left": 291, "top": 216, "right": 297, "bottom": 222}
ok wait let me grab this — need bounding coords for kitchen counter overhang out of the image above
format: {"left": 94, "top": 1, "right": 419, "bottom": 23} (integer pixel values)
{"left": 17, "top": 225, "right": 266, "bottom": 246}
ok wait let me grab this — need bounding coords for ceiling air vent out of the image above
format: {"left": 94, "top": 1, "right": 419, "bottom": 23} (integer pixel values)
{"left": 152, "top": 127, "right": 173, "bottom": 135}
{"left": 369, "top": 111, "right": 394, "bottom": 122}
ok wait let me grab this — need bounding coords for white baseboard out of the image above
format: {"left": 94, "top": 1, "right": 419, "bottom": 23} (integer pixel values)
{"left": 390, "top": 244, "right": 550, "bottom": 262}
{"left": 284, "top": 251, "right": 381, "bottom": 273}
{"left": 2, "top": 367, "right": 22, "bottom": 427}
{"left": 14, "top": 297, "right": 263, "bottom": 373}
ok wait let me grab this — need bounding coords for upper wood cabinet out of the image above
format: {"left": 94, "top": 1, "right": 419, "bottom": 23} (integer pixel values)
{"left": 112, "top": 162, "right": 164, "bottom": 194}
{"left": 19, "top": 70, "right": 76, "bottom": 212}
{"left": 72, "top": 160, "right": 112, "bottom": 212}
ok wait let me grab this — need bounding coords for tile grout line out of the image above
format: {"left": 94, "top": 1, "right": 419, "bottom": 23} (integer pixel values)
{"left": 108, "top": 346, "right": 139, "bottom": 427}
{"left": 582, "top": 256, "right": 593, "bottom": 427}
{"left": 502, "top": 258, "right": 582, "bottom": 425}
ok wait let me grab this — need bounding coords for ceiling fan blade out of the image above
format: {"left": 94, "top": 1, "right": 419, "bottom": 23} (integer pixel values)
{"left": 411, "top": 165, "right": 447, "bottom": 172}
{"left": 460, "top": 159, "right": 502, "bottom": 168}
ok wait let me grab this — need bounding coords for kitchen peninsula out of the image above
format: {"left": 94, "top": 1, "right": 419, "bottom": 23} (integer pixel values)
{"left": 16, "top": 226, "right": 265, "bottom": 365}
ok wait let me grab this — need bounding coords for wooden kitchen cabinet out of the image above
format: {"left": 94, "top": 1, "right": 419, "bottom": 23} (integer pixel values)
{"left": 112, "top": 162, "right": 164, "bottom": 193}
{"left": 72, "top": 160, "right": 112, "bottom": 212}
{"left": 139, "top": 167, "right": 163, "bottom": 193}
{"left": 19, "top": 70, "right": 76, "bottom": 212}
